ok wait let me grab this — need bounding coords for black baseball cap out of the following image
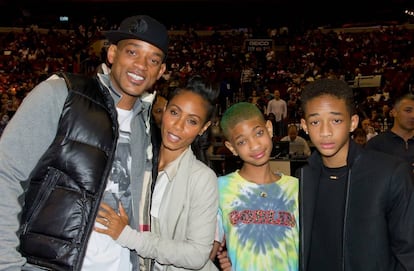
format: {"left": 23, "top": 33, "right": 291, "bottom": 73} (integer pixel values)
{"left": 104, "top": 15, "right": 169, "bottom": 58}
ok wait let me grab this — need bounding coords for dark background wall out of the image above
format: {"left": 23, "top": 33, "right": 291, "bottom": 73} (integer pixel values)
{"left": 1, "top": 0, "right": 413, "bottom": 31}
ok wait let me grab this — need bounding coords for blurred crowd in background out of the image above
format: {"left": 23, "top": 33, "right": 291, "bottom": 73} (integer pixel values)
{"left": 0, "top": 13, "right": 414, "bottom": 140}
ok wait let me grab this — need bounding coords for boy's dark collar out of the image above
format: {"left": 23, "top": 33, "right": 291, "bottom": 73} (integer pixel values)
{"left": 307, "top": 140, "right": 362, "bottom": 169}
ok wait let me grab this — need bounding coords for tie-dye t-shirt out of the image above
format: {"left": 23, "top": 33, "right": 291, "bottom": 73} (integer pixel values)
{"left": 217, "top": 170, "right": 299, "bottom": 271}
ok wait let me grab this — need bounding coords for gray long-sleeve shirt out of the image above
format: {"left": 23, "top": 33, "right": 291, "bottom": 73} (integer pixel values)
{"left": 0, "top": 76, "right": 66, "bottom": 270}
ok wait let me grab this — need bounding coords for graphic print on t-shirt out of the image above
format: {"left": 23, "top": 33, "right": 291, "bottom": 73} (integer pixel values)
{"left": 217, "top": 171, "right": 299, "bottom": 271}
{"left": 103, "top": 107, "right": 133, "bottom": 215}
{"left": 105, "top": 132, "right": 132, "bottom": 213}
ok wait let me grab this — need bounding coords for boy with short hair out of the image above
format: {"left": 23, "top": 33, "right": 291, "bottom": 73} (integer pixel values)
{"left": 214, "top": 102, "right": 299, "bottom": 271}
{"left": 299, "top": 78, "right": 414, "bottom": 270}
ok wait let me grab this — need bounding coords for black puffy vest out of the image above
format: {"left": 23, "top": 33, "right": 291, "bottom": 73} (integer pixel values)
{"left": 18, "top": 72, "right": 118, "bottom": 271}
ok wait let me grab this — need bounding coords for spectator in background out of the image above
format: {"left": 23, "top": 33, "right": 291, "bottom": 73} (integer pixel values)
{"left": 248, "top": 89, "right": 260, "bottom": 105}
{"left": 366, "top": 93, "right": 414, "bottom": 174}
{"left": 361, "top": 118, "right": 378, "bottom": 141}
{"left": 240, "top": 63, "right": 255, "bottom": 101}
{"left": 267, "top": 89, "right": 287, "bottom": 138}
{"left": 286, "top": 92, "right": 301, "bottom": 123}
{"left": 369, "top": 108, "right": 383, "bottom": 133}
{"left": 280, "top": 124, "right": 312, "bottom": 157}
{"left": 263, "top": 88, "right": 273, "bottom": 104}
{"left": 218, "top": 76, "right": 237, "bottom": 116}
{"left": 380, "top": 103, "right": 394, "bottom": 131}
{"left": 352, "top": 127, "right": 367, "bottom": 146}
{"left": 255, "top": 90, "right": 268, "bottom": 114}
{"left": 151, "top": 94, "right": 168, "bottom": 129}
{"left": 151, "top": 93, "right": 168, "bottom": 152}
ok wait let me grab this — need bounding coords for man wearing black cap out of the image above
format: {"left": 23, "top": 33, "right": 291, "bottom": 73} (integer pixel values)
{"left": 0, "top": 15, "right": 168, "bottom": 271}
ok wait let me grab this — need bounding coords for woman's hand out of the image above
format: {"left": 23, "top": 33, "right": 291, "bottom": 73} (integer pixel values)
{"left": 94, "top": 202, "right": 129, "bottom": 240}
{"left": 217, "top": 238, "right": 232, "bottom": 271}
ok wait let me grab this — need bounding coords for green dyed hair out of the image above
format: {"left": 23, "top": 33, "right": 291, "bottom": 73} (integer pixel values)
{"left": 220, "top": 102, "right": 265, "bottom": 140}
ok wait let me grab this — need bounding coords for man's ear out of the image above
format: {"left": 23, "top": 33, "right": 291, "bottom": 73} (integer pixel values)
{"left": 350, "top": 114, "right": 359, "bottom": 132}
{"left": 106, "top": 44, "right": 117, "bottom": 65}
{"left": 300, "top": 118, "right": 308, "bottom": 134}
{"left": 157, "top": 63, "right": 167, "bottom": 80}
{"left": 224, "top": 141, "right": 238, "bottom": 156}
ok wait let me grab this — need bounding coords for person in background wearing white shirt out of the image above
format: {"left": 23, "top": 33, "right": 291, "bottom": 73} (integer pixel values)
{"left": 361, "top": 118, "right": 378, "bottom": 141}
{"left": 267, "top": 89, "right": 287, "bottom": 138}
